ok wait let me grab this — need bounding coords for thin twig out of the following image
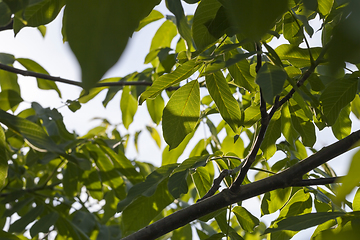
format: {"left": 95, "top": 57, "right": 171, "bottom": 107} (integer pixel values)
{"left": 290, "top": 177, "right": 341, "bottom": 187}
{"left": 0, "top": 63, "right": 180, "bottom": 90}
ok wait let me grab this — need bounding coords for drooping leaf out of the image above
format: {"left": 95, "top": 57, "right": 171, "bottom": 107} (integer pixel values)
{"left": 162, "top": 80, "right": 200, "bottom": 149}
{"left": 261, "top": 187, "right": 292, "bottom": 215}
{"left": 233, "top": 206, "right": 259, "bottom": 233}
{"left": 120, "top": 86, "right": 138, "bottom": 129}
{"left": 265, "top": 212, "right": 346, "bottom": 234}
{"left": 243, "top": 105, "right": 261, "bottom": 127}
{"left": 336, "top": 149, "right": 360, "bottom": 203}
{"left": 320, "top": 76, "right": 358, "bottom": 126}
{"left": 16, "top": 58, "right": 62, "bottom": 97}
{"left": 0, "top": 108, "right": 63, "bottom": 153}
{"left": 117, "top": 163, "right": 178, "bottom": 212}
{"left": 260, "top": 110, "right": 281, "bottom": 159}
{"left": 289, "top": 99, "right": 316, "bottom": 147}
{"left": 30, "top": 212, "right": 59, "bottom": 238}
{"left": 63, "top": 162, "right": 80, "bottom": 198}
{"left": 332, "top": 105, "right": 351, "bottom": 140}
{"left": 8, "top": 205, "right": 44, "bottom": 233}
{"left": 0, "top": 89, "right": 23, "bottom": 112}
{"left": 275, "top": 44, "right": 322, "bottom": 68}
{"left": 168, "top": 155, "right": 209, "bottom": 198}
{"left": 139, "top": 59, "right": 201, "bottom": 104}
{"left": 0, "top": 2, "right": 11, "bottom": 27}
{"left": 0, "top": 126, "right": 8, "bottom": 190}
{"left": 136, "top": 9, "right": 164, "bottom": 31}
{"left": 146, "top": 94, "right": 164, "bottom": 125}
{"left": 146, "top": 126, "right": 161, "bottom": 148}
{"left": 206, "top": 71, "right": 242, "bottom": 132}
{"left": 86, "top": 144, "right": 126, "bottom": 200}
{"left": 162, "top": 130, "right": 195, "bottom": 165}
{"left": 150, "top": 20, "right": 177, "bottom": 51}
{"left": 223, "top": 0, "right": 288, "bottom": 41}
{"left": 21, "top": 0, "right": 65, "bottom": 28}
{"left": 192, "top": 0, "right": 225, "bottom": 51}
{"left": 256, "top": 63, "right": 287, "bottom": 104}
{"left": 192, "top": 166, "right": 213, "bottom": 198}
{"left": 64, "top": 0, "right": 161, "bottom": 90}
{"left": 121, "top": 180, "right": 174, "bottom": 237}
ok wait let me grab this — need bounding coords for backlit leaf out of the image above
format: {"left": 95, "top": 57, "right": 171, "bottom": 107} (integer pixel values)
{"left": 233, "top": 206, "right": 259, "bottom": 233}
{"left": 16, "top": 58, "right": 61, "bottom": 97}
{"left": 320, "top": 76, "right": 358, "bottom": 126}
{"left": 206, "top": 71, "right": 242, "bottom": 132}
{"left": 256, "top": 63, "right": 287, "bottom": 104}
{"left": 0, "top": 126, "right": 8, "bottom": 190}
{"left": 64, "top": 0, "right": 161, "bottom": 90}
{"left": 136, "top": 9, "right": 164, "bottom": 31}
{"left": 162, "top": 80, "right": 200, "bottom": 149}
{"left": 332, "top": 105, "right": 351, "bottom": 140}
{"left": 139, "top": 59, "right": 201, "bottom": 104}
{"left": 275, "top": 44, "right": 322, "bottom": 68}
{"left": 146, "top": 94, "right": 164, "bottom": 125}
{"left": 120, "top": 86, "right": 138, "bottom": 129}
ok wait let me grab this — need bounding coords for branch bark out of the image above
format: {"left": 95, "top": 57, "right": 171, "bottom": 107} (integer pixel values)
{"left": 122, "top": 129, "right": 360, "bottom": 240}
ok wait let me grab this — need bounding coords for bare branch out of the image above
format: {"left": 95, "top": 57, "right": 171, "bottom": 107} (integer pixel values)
{"left": 0, "top": 63, "right": 180, "bottom": 90}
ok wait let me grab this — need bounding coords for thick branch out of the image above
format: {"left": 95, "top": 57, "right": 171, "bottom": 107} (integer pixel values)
{"left": 123, "top": 129, "right": 360, "bottom": 240}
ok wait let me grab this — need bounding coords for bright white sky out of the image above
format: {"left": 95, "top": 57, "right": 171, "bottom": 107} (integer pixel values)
{"left": 1, "top": 2, "right": 359, "bottom": 239}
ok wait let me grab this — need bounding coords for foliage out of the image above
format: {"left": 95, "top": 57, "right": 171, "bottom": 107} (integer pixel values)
{"left": 1, "top": 0, "right": 360, "bottom": 239}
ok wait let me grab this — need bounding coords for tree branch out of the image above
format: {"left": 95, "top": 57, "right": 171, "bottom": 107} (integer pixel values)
{"left": 123, "top": 129, "right": 360, "bottom": 240}
{"left": 290, "top": 177, "right": 341, "bottom": 187}
{"left": 0, "top": 63, "right": 179, "bottom": 90}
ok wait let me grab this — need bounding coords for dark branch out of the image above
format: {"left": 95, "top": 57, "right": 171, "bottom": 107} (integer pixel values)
{"left": 0, "top": 63, "right": 179, "bottom": 90}
{"left": 290, "top": 177, "right": 341, "bottom": 187}
{"left": 123, "top": 129, "right": 360, "bottom": 240}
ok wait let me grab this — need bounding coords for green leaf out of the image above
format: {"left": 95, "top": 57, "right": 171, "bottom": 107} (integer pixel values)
{"left": 139, "top": 59, "right": 200, "bottom": 104}
{"left": 223, "top": 0, "right": 288, "bottom": 41}
{"left": 63, "top": 163, "right": 80, "bottom": 198}
{"left": 136, "top": 9, "right": 164, "bottom": 31}
{"left": 261, "top": 188, "right": 292, "bottom": 215}
{"left": 336, "top": 149, "right": 360, "bottom": 203}
{"left": 260, "top": 110, "right": 281, "bottom": 159}
{"left": 9, "top": 205, "right": 44, "bottom": 233}
{"left": 269, "top": 189, "right": 312, "bottom": 239}
{"left": 256, "top": 63, "right": 287, "bottom": 104}
{"left": 289, "top": 99, "right": 316, "bottom": 147}
{"left": 162, "top": 80, "right": 200, "bottom": 149}
{"left": 318, "top": 0, "right": 333, "bottom": 17}
{"left": 0, "top": 126, "right": 8, "bottom": 190}
{"left": 275, "top": 44, "right": 322, "bottom": 68}
{"left": 146, "top": 126, "right": 161, "bottom": 148}
{"left": 353, "top": 188, "right": 360, "bottom": 211}
{"left": 117, "top": 164, "right": 178, "bottom": 212}
{"left": 16, "top": 58, "right": 61, "bottom": 97}
{"left": 30, "top": 212, "right": 59, "bottom": 238}
{"left": 281, "top": 103, "right": 299, "bottom": 145}
{"left": 192, "top": 166, "right": 212, "bottom": 198}
{"left": 227, "top": 50, "right": 257, "bottom": 92}
{"left": 243, "top": 105, "right": 261, "bottom": 127}
{"left": 166, "top": 0, "right": 193, "bottom": 50}
{"left": 0, "top": 230, "right": 21, "bottom": 240}
{"left": 87, "top": 144, "right": 125, "bottom": 200}
{"left": 0, "top": 109, "right": 63, "bottom": 153}
{"left": 150, "top": 20, "right": 177, "bottom": 51}
{"left": 22, "top": 0, "right": 65, "bottom": 27}
{"left": 265, "top": 212, "right": 346, "bottom": 234}
{"left": 146, "top": 93, "right": 164, "bottom": 125}
{"left": 162, "top": 131, "right": 195, "bottom": 165}
{"left": 282, "top": 12, "right": 303, "bottom": 46}
{"left": 82, "top": 169, "right": 103, "bottom": 200}
{"left": 320, "top": 76, "right": 358, "bottom": 125}
{"left": 120, "top": 86, "right": 138, "bottom": 129}
{"left": 0, "top": 2, "right": 11, "bottom": 27}
{"left": 0, "top": 89, "right": 23, "bottom": 112}
{"left": 192, "top": 0, "right": 224, "bottom": 51}
{"left": 351, "top": 94, "right": 360, "bottom": 119}
{"left": 121, "top": 180, "right": 174, "bottom": 236}
{"left": 172, "top": 224, "right": 192, "bottom": 240}
{"left": 206, "top": 71, "right": 242, "bottom": 132}
{"left": 233, "top": 206, "right": 259, "bottom": 233}
{"left": 64, "top": 0, "right": 161, "bottom": 90}
{"left": 332, "top": 105, "right": 351, "bottom": 140}
{"left": 168, "top": 155, "right": 209, "bottom": 198}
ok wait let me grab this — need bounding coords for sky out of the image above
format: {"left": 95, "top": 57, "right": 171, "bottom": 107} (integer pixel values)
{"left": 1, "top": 1, "right": 359, "bottom": 239}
